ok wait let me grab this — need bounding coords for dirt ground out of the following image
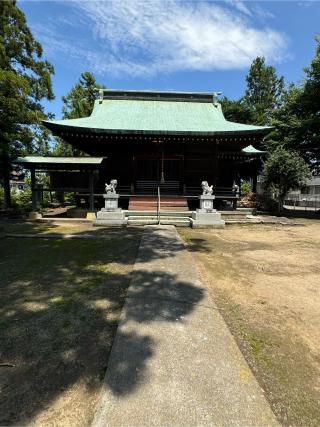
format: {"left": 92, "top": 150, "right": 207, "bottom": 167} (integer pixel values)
{"left": 180, "top": 220, "right": 320, "bottom": 427}
{"left": 0, "top": 223, "right": 142, "bottom": 426}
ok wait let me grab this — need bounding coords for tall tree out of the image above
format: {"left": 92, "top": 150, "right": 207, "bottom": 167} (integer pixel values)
{"left": 0, "top": 0, "right": 54, "bottom": 208}
{"left": 30, "top": 123, "right": 55, "bottom": 156}
{"left": 265, "top": 83, "right": 303, "bottom": 152}
{"left": 244, "top": 57, "right": 284, "bottom": 125}
{"left": 263, "top": 147, "right": 311, "bottom": 213}
{"left": 220, "top": 97, "right": 255, "bottom": 124}
{"left": 62, "top": 72, "right": 104, "bottom": 119}
{"left": 53, "top": 72, "right": 105, "bottom": 155}
{"left": 266, "top": 37, "right": 320, "bottom": 171}
{"left": 295, "top": 36, "right": 320, "bottom": 169}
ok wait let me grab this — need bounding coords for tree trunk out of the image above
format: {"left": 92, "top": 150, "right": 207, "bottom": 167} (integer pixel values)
{"left": 278, "top": 195, "right": 285, "bottom": 214}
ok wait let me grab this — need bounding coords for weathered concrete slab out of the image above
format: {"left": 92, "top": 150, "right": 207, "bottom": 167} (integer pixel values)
{"left": 92, "top": 225, "right": 279, "bottom": 427}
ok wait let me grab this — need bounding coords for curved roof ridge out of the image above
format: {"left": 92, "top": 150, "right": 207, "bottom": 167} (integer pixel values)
{"left": 43, "top": 95, "right": 272, "bottom": 136}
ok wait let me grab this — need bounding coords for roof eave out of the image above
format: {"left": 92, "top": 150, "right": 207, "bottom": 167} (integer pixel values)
{"left": 42, "top": 120, "right": 272, "bottom": 138}
{"left": 15, "top": 156, "right": 105, "bottom": 170}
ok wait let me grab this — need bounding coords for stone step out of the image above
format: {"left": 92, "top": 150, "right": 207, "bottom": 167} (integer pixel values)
{"left": 129, "top": 203, "right": 188, "bottom": 211}
{"left": 129, "top": 205, "right": 188, "bottom": 210}
{"left": 161, "top": 219, "right": 190, "bottom": 227}
{"left": 129, "top": 206, "right": 188, "bottom": 212}
{"left": 128, "top": 218, "right": 189, "bottom": 222}
{"left": 129, "top": 196, "right": 188, "bottom": 211}
{"left": 128, "top": 219, "right": 159, "bottom": 225}
{"left": 125, "top": 211, "right": 192, "bottom": 217}
{"left": 128, "top": 216, "right": 191, "bottom": 227}
{"left": 130, "top": 197, "right": 187, "bottom": 201}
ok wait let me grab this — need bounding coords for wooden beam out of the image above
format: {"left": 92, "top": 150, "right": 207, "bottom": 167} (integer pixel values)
{"left": 30, "top": 167, "right": 37, "bottom": 211}
{"left": 88, "top": 171, "right": 94, "bottom": 212}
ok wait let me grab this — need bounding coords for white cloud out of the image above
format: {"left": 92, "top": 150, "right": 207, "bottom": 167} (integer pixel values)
{"left": 224, "top": 0, "right": 252, "bottom": 16}
{"left": 252, "top": 4, "right": 275, "bottom": 20}
{"left": 36, "top": 0, "right": 289, "bottom": 77}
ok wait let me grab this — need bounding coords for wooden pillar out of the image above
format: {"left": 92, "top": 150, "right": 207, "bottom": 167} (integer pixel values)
{"left": 89, "top": 171, "right": 94, "bottom": 212}
{"left": 181, "top": 154, "right": 185, "bottom": 194}
{"left": 213, "top": 141, "right": 218, "bottom": 187}
{"left": 252, "top": 174, "right": 258, "bottom": 193}
{"left": 131, "top": 154, "right": 135, "bottom": 193}
{"left": 30, "top": 167, "right": 37, "bottom": 211}
{"left": 181, "top": 142, "right": 186, "bottom": 194}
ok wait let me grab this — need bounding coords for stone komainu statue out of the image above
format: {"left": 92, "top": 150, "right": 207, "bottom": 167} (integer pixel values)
{"left": 105, "top": 179, "right": 117, "bottom": 194}
{"left": 201, "top": 181, "right": 213, "bottom": 195}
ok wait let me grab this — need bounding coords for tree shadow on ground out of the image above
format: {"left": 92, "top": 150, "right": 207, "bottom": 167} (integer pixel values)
{"left": 4, "top": 221, "right": 210, "bottom": 261}
{"left": 105, "top": 268, "right": 204, "bottom": 396}
{"left": 0, "top": 227, "right": 204, "bottom": 424}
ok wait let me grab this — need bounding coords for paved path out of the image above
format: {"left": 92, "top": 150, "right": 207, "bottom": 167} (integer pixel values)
{"left": 92, "top": 226, "right": 278, "bottom": 427}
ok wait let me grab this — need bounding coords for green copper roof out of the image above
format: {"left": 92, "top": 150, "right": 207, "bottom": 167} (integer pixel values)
{"left": 43, "top": 90, "right": 271, "bottom": 137}
{"left": 16, "top": 156, "right": 104, "bottom": 165}
{"left": 16, "top": 157, "right": 104, "bottom": 171}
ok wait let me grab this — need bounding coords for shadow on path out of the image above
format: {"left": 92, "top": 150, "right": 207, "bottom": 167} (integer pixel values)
{"left": 0, "top": 226, "right": 204, "bottom": 424}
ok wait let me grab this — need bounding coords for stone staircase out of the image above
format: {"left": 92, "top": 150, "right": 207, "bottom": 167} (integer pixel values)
{"left": 125, "top": 210, "right": 191, "bottom": 227}
{"left": 128, "top": 196, "right": 188, "bottom": 212}
{"left": 126, "top": 201, "right": 254, "bottom": 227}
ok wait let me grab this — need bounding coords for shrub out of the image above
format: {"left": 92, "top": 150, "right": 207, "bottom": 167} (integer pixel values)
{"left": 11, "top": 188, "right": 32, "bottom": 210}
{"left": 238, "top": 192, "right": 278, "bottom": 211}
{"left": 241, "top": 180, "right": 252, "bottom": 196}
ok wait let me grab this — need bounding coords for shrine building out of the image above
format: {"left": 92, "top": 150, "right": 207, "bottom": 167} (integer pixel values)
{"left": 18, "top": 89, "right": 269, "bottom": 215}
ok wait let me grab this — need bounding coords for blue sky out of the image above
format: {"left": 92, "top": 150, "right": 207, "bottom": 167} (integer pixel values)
{"left": 19, "top": 0, "right": 320, "bottom": 119}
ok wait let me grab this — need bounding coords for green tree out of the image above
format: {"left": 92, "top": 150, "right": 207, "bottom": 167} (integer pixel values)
{"left": 244, "top": 57, "right": 284, "bottom": 125}
{"left": 29, "top": 123, "right": 56, "bottom": 156}
{"left": 220, "top": 97, "right": 255, "bottom": 124}
{"left": 266, "top": 37, "right": 320, "bottom": 171}
{"left": 263, "top": 147, "right": 311, "bottom": 213}
{"left": 293, "top": 36, "right": 320, "bottom": 169}
{"left": 0, "top": 0, "right": 54, "bottom": 208}
{"left": 292, "top": 36, "right": 320, "bottom": 173}
{"left": 51, "top": 136, "right": 73, "bottom": 156}
{"left": 53, "top": 72, "right": 105, "bottom": 155}
{"left": 62, "top": 72, "right": 104, "bottom": 119}
{"left": 266, "top": 83, "right": 303, "bottom": 151}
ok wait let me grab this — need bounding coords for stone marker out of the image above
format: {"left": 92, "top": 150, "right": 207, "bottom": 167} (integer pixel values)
{"left": 190, "top": 181, "right": 225, "bottom": 228}
{"left": 94, "top": 179, "right": 127, "bottom": 226}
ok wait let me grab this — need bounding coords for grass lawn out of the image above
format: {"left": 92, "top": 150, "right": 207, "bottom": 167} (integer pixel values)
{"left": 180, "top": 220, "right": 320, "bottom": 427}
{"left": 0, "top": 223, "right": 142, "bottom": 426}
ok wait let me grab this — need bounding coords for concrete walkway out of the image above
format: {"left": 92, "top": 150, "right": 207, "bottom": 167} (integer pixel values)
{"left": 92, "top": 226, "right": 279, "bottom": 427}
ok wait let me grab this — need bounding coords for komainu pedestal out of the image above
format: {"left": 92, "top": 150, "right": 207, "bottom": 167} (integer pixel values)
{"left": 94, "top": 193, "right": 127, "bottom": 226}
{"left": 190, "top": 194, "right": 225, "bottom": 228}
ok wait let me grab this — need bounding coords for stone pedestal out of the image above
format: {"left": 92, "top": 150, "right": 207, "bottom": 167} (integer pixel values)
{"left": 198, "top": 194, "right": 215, "bottom": 212}
{"left": 94, "top": 194, "right": 127, "bottom": 226}
{"left": 190, "top": 195, "right": 225, "bottom": 228}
